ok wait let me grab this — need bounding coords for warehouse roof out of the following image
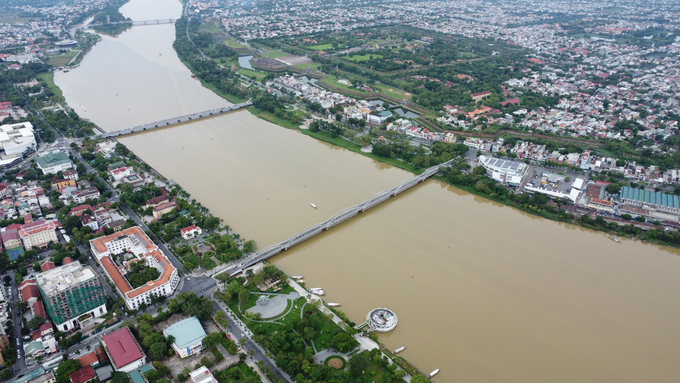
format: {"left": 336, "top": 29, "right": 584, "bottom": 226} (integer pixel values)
{"left": 619, "top": 186, "right": 680, "bottom": 209}
{"left": 102, "top": 327, "right": 144, "bottom": 369}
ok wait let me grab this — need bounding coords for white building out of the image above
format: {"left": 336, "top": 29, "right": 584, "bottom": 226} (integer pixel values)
{"left": 0, "top": 122, "right": 36, "bottom": 155}
{"left": 35, "top": 152, "right": 73, "bottom": 175}
{"left": 189, "top": 367, "right": 217, "bottom": 383}
{"left": 90, "top": 227, "right": 180, "bottom": 310}
{"left": 478, "top": 155, "right": 528, "bottom": 186}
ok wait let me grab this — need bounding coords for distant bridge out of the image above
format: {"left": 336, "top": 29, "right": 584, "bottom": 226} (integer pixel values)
{"left": 225, "top": 160, "right": 454, "bottom": 276}
{"left": 100, "top": 102, "right": 252, "bottom": 138}
{"left": 88, "top": 19, "right": 177, "bottom": 27}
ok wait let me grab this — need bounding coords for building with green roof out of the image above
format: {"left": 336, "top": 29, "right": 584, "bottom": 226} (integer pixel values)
{"left": 35, "top": 151, "right": 73, "bottom": 175}
{"left": 619, "top": 186, "right": 680, "bottom": 219}
{"left": 162, "top": 317, "right": 207, "bottom": 358}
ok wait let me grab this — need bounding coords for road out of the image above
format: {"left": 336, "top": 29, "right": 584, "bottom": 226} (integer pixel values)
{"left": 212, "top": 297, "right": 291, "bottom": 383}
{"left": 6, "top": 271, "right": 28, "bottom": 377}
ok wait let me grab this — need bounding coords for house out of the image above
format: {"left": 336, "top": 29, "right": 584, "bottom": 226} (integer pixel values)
{"left": 35, "top": 152, "right": 73, "bottom": 175}
{"left": 145, "top": 195, "right": 170, "bottom": 209}
{"left": 77, "top": 350, "right": 101, "bottom": 368}
{"left": 40, "top": 261, "right": 56, "bottom": 272}
{"left": 163, "top": 317, "right": 207, "bottom": 358}
{"left": 51, "top": 179, "right": 76, "bottom": 192}
{"left": 63, "top": 170, "right": 78, "bottom": 181}
{"left": 19, "top": 219, "right": 59, "bottom": 250}
{"left": 101, "top": 327, "right": 146, "bottom": 372}
{"left": 120, "top": 174, "right": 146, "bottom": 189}
{"left": 81, "top": 214, "right": 99, "bottom": 230}
{"left": 180, "top": 225, "right": 202, "bottom": 240}
{"left": 69, "top": 366, "right": 96, "bottom": 383}
{"left": 471, "top": 91, "right": 492, "bottom": 101}
{"left": 109, "top": 166, "right": 133, "bottom": 182}
{"left": 1, "top": 226, "right": 24, "bottom": 260}
{"left": 152, "top": 201, "right": 176, "bottom": 219}
{"left": 32, "top": 301, "right": 46, "bottom": 319}
{"left": 72, "top": 187, "right": 100, "bottom": 204}
{"left": 69, "top": 205, "right": 94, "bottom": 217}
{"left": 18, "top": 280, "right": 39, "bottom": 306}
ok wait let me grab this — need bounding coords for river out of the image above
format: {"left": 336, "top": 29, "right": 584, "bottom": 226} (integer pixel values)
{"left": 54, "top": 0, "right": 680, "bottom": 381}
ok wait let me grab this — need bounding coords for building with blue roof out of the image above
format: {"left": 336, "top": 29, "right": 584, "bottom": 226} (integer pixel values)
{"left": 619, "top": 186, "right": 680, "bottom": 220}
{"left": 162, "top": 317, "right": 207, "bottom": 358}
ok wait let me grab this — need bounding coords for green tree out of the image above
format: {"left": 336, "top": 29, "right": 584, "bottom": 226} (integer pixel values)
{"left": 110, "top": 372, "right": 130, "bottom": 383}
{"left": 238, "top": 290, "right": 250, "bottom": 306}
{"left": 144, "top": 369, "right": 163, "bottom": 383}
{"left": 411, "top": 375, "right": 430, "bottom": 383}
{"left": 56, "top": 359, "right": 82, "bottom": 383}
{"left": 473, "top": 166, "right": 487, "bottom": 175}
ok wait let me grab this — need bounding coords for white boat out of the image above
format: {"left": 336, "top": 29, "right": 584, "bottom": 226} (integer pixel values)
{"left": 81, "top": 106, "right": 86, "bottom": 112}
{"left": 608, "top": 236, "right": 621, "bottom": 243}
{"left": 327, "top": 303, "right": 341, "bottom": 307}
{"left": 309, "top": 288, "right": 325, "bottom": 295}
{"left": 428, "top": 369, "right": 440, "bottom": 378}
{"left": 291, "top": 276, "right": 304, "bottom": 279}
{"left": 295, "top": 279, "right": 305, "bottom": 283}
{"left": 393, "top": 344, "right": 407, "bottom": 354}
{"left": 310, "top": 203, "right": 317, "bottom": 209}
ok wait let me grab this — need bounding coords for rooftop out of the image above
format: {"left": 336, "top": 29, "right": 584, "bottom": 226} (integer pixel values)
{"left": 35, "top": 152, "right": 70, "bottom": 169}
{"left": 102, "top": 327, "right": 144, "bottom": 369}
{"left": 35, "top": 261, "right": 97, "bottom": 297}
{"left": 163, "top": 317, "right": 207, "bottom": 349}
{"left": 619, "top": 186, "right": 680, "bottom": 208}
{"left": 69, "top": 366, "right": 95, "bottom": 383}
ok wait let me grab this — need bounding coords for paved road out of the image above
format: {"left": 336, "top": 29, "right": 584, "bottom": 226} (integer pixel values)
{"left": 6, "top": 271, "right": 27, "bottom": 377}
{"left": 212, "top": 298, "right": 291, "bottom": 383}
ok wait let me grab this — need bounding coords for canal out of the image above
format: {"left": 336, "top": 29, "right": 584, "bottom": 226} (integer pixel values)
{"left": 54, "top": 0, "right": 680, "bottom": 381}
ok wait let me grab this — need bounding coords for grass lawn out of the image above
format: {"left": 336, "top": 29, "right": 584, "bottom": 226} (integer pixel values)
{"left": 224, "top": 37, "right": 247, "bottom": 49}
{"left": 236, "top": 68, "right": 267, "bottom": 80}
{"left": 307, "top": 43, "right": 333, "bottom": 51}
{"left": 192, "top": 74, "right": 248, "bottom": 104}
{"left": 292, "top": 62, "right": 321, "bottom": 71}
{"left": 247, "top": 106, "right": 302, "bottom": 130}
{"left": 373, "top": 84, "right": 412, "bottom": 100}
{"left": 260, "top": 51, "right": 289, "bottom": 58}
{"left": 47, "top": 50, "right": 78, "bottom": 67}
{"left": 319, "top": 75, "right": 371, "bottom": 94}
{"left": 217, "top": 362, "right": 260, "bottom": 383}
{"left": 345, "top": 54, "right": 384, "bottom": 62}
{"left": 36, "top": 72, "right": 62, "bottom": 99}
{"left": 199, "top": 22, "right": 222, "bottom": 34}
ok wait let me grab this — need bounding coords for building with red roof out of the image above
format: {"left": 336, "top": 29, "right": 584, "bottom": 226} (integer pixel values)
{"left": 78, "top": 350, "right": 100, "bottom": 368}
{"left": 101, "top": 327, "right": 146, "bottom": 372}
{"left": 40, "top": 261, "right": 56, "bottom": 272}
{"left": 63, "top": 257, "right": 73, "bottom": 264}
{"left": 69, "top": 365, "right": 96, "bottom": 383}
{"left": 19, "top": 219, "right": 59, "bottom": 250}
{"left": 90, "top": 227, "right": 179, "bottom": 310}
{"left": 19, "top": 280, "right": 39, "bottom": 305}
{"left": 32, "top": 301, "right": 46, "bottom": 318}
{"left": 69, "top": 205, "right": 94, "bottom": 217}
{"left": 180, "top": 225, "right": 202, "bottom": 240}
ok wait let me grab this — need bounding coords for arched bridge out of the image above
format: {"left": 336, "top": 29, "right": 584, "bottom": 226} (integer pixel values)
{"left": 100, "top": 102, "right": 252, "bottom": 138}
{"left": 226, "top": 159, "right": 454, "bottom": 275}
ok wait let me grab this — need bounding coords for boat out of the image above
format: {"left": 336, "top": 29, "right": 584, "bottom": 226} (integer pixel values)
{"left": 81, "top": 106, "right": 86, "bottom": 112}
{"left": 295, "top": 279, "right": 305, "bottom": 283}
{"left": 310, "top": 203, "right": 317, "bottom": 209}
{"left": 327, "top": 303, "right": 341, "bottom": 307}
{"left": 309, "top": 288, "right": 325, "bottom": 295}
{"left": 291, "top": 276, "right": 304, "bottom": 279}
{"left": 608, "top": 236, "right": 621, "bottom": 243}
{"left": 428, "top": 369, "right": 440, "bottom": 378}
{"left": 393, "top": 344, "right": 407, "bottom": 354}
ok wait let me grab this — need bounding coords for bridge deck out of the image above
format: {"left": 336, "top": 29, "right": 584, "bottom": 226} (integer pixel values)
{"left": 100, "top": 101, "right": 252, "bottom": 138}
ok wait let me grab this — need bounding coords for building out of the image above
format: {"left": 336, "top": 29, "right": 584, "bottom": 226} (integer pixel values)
{"left": 478, "top": 155, "right": 528, "bottom": 186}
{"left": 101, "top": 327, "right": 146, "bottom": 372}
{"left": 0, "top": 122, "right": 36, "bottom": 155}
{"left": 152, "top": 201, "right": 176, "bottom": 219}
{"left": 471, "top": 90, "right": 492, "bottom": 101}
{"left": 80, "top": 215, "right": 99, "bottom": 231}
{"left": 35, "top": 152, "right": 73, "bottom": 175}
{"left": 35, "top": 261, "right": 107, "bottom": 332}
{"left": 72, "top": 187, "right": 100, "bottom": 204}
{"left": 189, "top": 366, "right": 218, "bottom": 383}
{"left": 24, "top": 370, "right": 55, "bottom": 383}
{"left": 163, "top": 317, "right": 207, "bottom": 358}
{"left": 145, "top": 195, "right": 170, "bottom": 209}
{"left": 19, "top": 279, "right": 39, "bottom": 307}
{"left": 1, "top": 226, "right": 24, "bottom": 260}
{"left": 619, "top": 186, "right": 680, "bottom": 221}
{"left": 19, "top": 219, "right": 59, "bottom": 250}
{"left": 51, "top": 179, "right": 76, "bottom": 192}
{"left": 69, "top": 366, "right": 95, "bottom": 383}
{"left": 109, "top": 166, "right": 133, "bottom": 182}
{"left": 63, "top": 170, "right": 78, "bottom": 181}
{"left": 90, "top": 227, "right": 180, "bottom": 310}
{"left": 180, "top": 225, "right": 202, "bottom": 240}
{"left": 0, "top": 325, "right": 10, "bottom": 353}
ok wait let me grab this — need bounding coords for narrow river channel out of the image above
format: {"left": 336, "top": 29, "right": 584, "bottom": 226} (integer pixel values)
{"left": 54, "top": 0, "right": 680, "bottom": 381}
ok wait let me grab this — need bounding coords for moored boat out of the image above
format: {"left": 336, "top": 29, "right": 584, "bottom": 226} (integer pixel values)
{"left": 327, "top": 303, "right": 341, "bottom": 307}
{"left": 428, "top": 369, "right": 440, "bottom": 378}
{"left": 393, "top": 344, "right": 407, "bottom": 354}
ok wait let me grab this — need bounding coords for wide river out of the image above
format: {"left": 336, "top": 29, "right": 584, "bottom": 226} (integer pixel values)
{"left": 55, "top": 0, "right": 680, "bottom": 381}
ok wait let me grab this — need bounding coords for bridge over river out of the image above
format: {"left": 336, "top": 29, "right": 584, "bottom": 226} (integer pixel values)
{"left": 223, "top": 159, "right": 454, "bottom": 276}
{"left": 100, "top": 101, "right": 252, "bottom": 138}
{"left": 88, "top": 19, "right": 178, "bottom": 27}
